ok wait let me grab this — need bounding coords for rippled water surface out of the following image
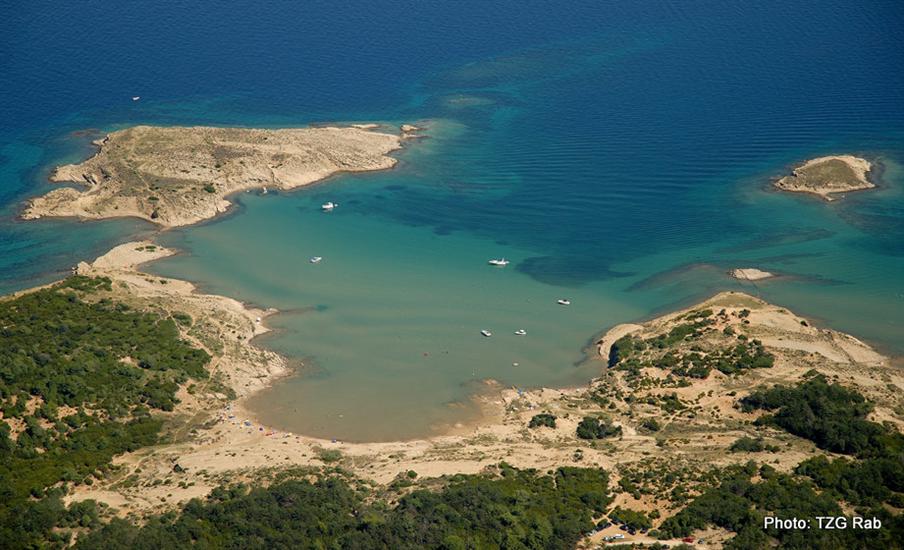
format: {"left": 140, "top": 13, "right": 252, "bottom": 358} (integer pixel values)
{"left": 2, "top": 1, "right": 902, "bottom": 440}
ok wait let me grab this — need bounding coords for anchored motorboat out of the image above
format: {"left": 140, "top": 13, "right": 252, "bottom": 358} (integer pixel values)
{"left": 557, "top": 298, "right": 571, "bottom": 305}
{"left": 131, "top": 96, "right": 141, "bottom": 101}
{"left": 309, "top": 256, "right": 323, "bottom": 264}
{"left": 321, "top": 201, "right": 337, "bottom": 211}
{"left": 488, "top": 258, "right": 509, "bottom": 267}
{"left": 514, "top": 329, "right": 527, "bottom": 336}
{"left": 480, "top": 329, "right": 493, "bottom": 337}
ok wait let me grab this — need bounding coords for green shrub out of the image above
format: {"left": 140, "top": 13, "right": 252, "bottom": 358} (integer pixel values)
{"left": 576, "top": 417, "right": 622, "bottom": 440}
{"left": 528, "top": 413, "right": 557, "bottom": 429}
{"left": 640, "top": 418, "right": 661, "bottom": 432}
{"left": 171, "top": 312, "right": 192, "bottom": 327}
{"left": 729, "top": 436, "right": 771, "bottom": 453}
{"left": 609, "top": 506, "right": 652, "bottom": 530}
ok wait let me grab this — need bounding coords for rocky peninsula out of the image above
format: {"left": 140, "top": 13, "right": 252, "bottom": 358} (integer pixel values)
{"left": 23, "top": 124, "right": 407, "bottom": 227}
{"left": 774, "top": 154, "right": 875, "bottom": 200}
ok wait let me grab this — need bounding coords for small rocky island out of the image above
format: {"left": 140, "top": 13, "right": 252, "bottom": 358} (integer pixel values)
{"left": 23, "top": 124, "right": 407, "bottom": 227}
{"left": 774, "top": 155, "right": 874, "bottom": 201}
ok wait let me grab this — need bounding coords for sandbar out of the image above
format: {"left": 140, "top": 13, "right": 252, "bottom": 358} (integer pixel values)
{"left": 730, "top": 267, "right": 774, "bottom": 281}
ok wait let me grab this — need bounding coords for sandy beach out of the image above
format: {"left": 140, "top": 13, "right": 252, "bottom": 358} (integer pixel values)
{"left": 50, "top": 243, "right": 901, "bottom": 547}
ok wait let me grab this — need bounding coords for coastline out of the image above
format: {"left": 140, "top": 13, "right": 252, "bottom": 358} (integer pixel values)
{"left": 773, "top": 154, "right": 876, "bottom": 201}
{"left": 7, "top": 124, "right": 901, "bottom": 539}
{"left": 34, "top": 244, "right": 899, "bottom": 524}
{"left": 20, "top": 123, "right": 422, "bottom": 229}
{"left": 4, "top": 5, "right": 904, "bottom": 544}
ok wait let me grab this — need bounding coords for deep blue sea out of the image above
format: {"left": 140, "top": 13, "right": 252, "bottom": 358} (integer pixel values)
{"left": 2, "top": 1, "right": 902, "bottom": 440}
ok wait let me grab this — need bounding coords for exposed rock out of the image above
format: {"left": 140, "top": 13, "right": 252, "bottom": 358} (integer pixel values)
{"left": 774, "top": 155, "right": 874, "bottom": 200}
{"left": 23, "top": 124, "right": 409, "bottom": 227}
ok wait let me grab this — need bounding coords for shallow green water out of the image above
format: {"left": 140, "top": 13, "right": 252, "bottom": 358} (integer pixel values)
{"left": 154, "top": 186, "right": 648, "bottom": 441}
{"left": 4, "top": 1, "right": 902, "bottom": 442}
{"left": 151, "top": 133, "right": 904, "bottom": 441}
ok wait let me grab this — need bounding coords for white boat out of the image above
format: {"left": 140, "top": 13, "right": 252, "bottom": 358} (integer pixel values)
{"left": 480, "top": 329, "right": 493, "bottom": 337}
{"left": 321, "top": 202, "right": 337, "bottom": 211}
{"left": 488, "top": 258, "right": 509, "bottom": 267}
{"left": 309, "top": 256, "right": 322, "bottom": 264}
{"left": 557, "top": 298, "right": 571, "bottom": 305}
{"left": 131, "top": 96, "right": 141, "bottom": 101}
{"left": 514, "top": 329, "right": 527, "bottom": 336}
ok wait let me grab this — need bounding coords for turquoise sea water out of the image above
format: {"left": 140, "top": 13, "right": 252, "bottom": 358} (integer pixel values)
{"left": 2, "top": 2, "right": 902, "bottom": 441}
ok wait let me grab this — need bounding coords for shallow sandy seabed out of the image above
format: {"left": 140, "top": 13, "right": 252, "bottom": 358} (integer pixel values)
{"left": 45, "top": 241, "right": 900, "bottom": 548}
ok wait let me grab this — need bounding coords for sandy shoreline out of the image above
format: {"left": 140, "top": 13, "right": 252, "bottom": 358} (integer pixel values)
{"left": 44, "top": 243, "right": 901, "bottom": 539}
{"left": 596, "top": 322, "right": 644, "bottom": 358}
{"left": 9, "top": 128, "right": 901, "bottom": 544}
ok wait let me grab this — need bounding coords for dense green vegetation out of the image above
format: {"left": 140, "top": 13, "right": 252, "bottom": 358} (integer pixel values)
{"left": 77, "top": 465, "right": 612, "bottom": 549}
{"left": 742, "top": 374, "right": 904, "bottom": 509}
{"left": 659, "top": 376, "right": 904, "bottom": 547}
{"left": 576, "top": 416, "right": 622, "bottom": 440}
{"left": 796, "top": 454, "right": 904, "bottom": 508}
{"left": 0, "top": 277, "right": 210, "bottom": 548}
{"left": 740, "top": 374, "right": 902, "bottom": 457}
{"left": 658, "top": 462, "right": 903, "bottom": 549}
